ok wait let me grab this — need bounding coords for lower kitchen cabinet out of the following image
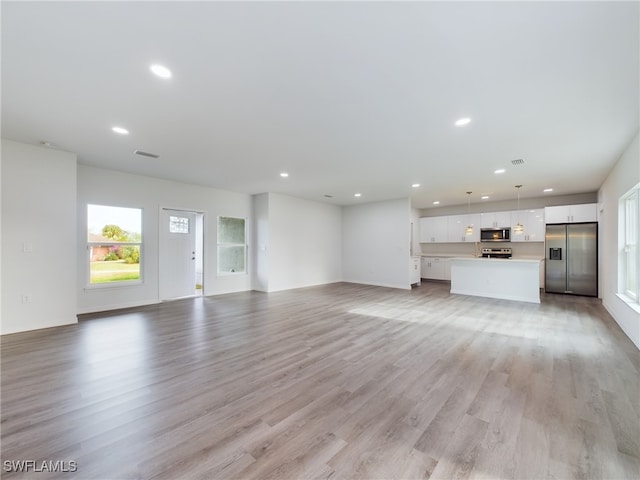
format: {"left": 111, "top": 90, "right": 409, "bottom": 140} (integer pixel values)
{"left": 410, "top": 257, "right": 421, "bottom": 286}
{"left": 421, "top": 257, "right": 451, "bottom": 281}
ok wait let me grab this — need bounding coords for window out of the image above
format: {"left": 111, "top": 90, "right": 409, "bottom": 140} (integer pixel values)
{"left": 87, "top": 204, "right": 142, "bottom": 285}
{"left": 217, "top": 216, "right": 246, "bottom": 274}
{"left": 620, "top": 184, "right": 639, "bottom": 303}
{"left": 169, "top": 215, "right": 190, "bottom": 234}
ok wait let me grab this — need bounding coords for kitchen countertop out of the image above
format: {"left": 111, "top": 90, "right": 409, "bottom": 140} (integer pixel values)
{"left": 450, "top": 257, "right": 542, "bottom": 263}
{"left": 420, "top": 253, "right": 473, "bottom": 258}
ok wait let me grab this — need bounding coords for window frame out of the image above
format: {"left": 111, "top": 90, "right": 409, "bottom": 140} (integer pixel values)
{"left": 216, "top": 216, "right": 247, "bottom": 276}
{"left": 86, "top": 204, "right": 144, "bottom": 288}
{"left": 619, "top": 183, "right": 639, "bottom": 304}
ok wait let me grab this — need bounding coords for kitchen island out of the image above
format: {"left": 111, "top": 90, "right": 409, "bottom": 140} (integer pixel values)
{"left": 449, "top": 257, "right": 542, "bottom": 304}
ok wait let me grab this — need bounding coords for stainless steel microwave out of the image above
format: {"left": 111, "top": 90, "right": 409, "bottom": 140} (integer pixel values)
{"left": 480, "top": 227, "right": 511, "bottom": 242}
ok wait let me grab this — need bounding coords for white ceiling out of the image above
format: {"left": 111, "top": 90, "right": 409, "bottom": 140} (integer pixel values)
{"left": 2, "top": 1, "right": 638, "bottom": 209}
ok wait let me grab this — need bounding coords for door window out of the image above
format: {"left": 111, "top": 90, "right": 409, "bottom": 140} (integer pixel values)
{"left": 169, "top": 215, "right": 190, "bottom": 234}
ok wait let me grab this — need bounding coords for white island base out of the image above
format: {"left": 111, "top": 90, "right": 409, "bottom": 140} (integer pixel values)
{"left": 449, "top": 257, "right": 542, "bottom": 304}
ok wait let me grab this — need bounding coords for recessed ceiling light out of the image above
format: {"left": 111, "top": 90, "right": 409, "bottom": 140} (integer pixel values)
{"left": 494, "top": 168, "right": 506, "bottom": 174}
{"left": 112, "top": 126, "right": 129, "bottom": 135}
{"left": 412, "top": 183, "right": 421, "bottom": 188}
{"left": 481, "top": 195, "right": 489, "bottom": 200}
{"left": 280, "top": 172, "right": 289, "bottom": 178}
{"left": 455, "top": 117, "right": 471, "bottom": 127}
{"left": 354, "top": 193, "right": 362, "bottom": 197}
{"left": 433, "top": 201, "right": 440, "bottom": 205}
{"left": 543, "top": 188, "right": 553, "bottom": 192}
{"left": 150, "top": 64, "right": 172, "bottom": 79}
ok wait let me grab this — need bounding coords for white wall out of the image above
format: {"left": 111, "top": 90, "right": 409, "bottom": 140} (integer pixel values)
{"left": 598, "top": 132, "right": 640, "bottom": 349}
{"left": 253, "top": 193, "right": 342, "bottom": 292}
{"left": 411, "top": 207, "right": 420, "bottom": 256}
{"left": 77, "top": 165, "right": 253, "bottom": 313}
{"left": 253, "top": 193, "right": 270, "bottom": 292}
{"left": 1, "top": 140, "right": 78, "bottom": 334}
{"left": 343, "top": 197, "right": 411, "bottom": 289}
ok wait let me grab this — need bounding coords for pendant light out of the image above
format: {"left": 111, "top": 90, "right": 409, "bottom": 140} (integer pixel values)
{"left": 465, "top": 191, "right": 473, "bottom": 236}
{"left": 514, "top": 185, "right": 524, "bottom": 235}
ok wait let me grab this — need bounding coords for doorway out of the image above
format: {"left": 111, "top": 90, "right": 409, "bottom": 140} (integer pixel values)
{"left": 159, "top": 208, "right": 204, "bottom": 300}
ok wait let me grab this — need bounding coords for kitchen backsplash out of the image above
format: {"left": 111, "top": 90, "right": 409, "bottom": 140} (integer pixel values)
{"left": 419, "top": 241, "right": 544, "bottom": 258}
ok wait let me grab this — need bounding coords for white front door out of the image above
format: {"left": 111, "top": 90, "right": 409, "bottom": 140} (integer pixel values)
{"left": 159, "top": 209, "right": 197, "bottom": 300}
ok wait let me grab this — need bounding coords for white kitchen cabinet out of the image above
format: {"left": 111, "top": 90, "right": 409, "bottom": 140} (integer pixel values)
{"left": 447, "top": 214, "right": 481, "bottom": 242}
{"left": 480, "top": 211, "right": 512, "bottom": 228}
{"left": 526, "top": 209, "right": 545, "bottom": 241}
{"left": 420, "top": 257, "right": 430, "bottom": 277}
{"left": 443, "top": 258, "right": 452, "bottom": 280}
{"left": 570, "top": 203, "right": 598, "bottom": 222}
{"left": 410, "top": 257, "right": 421, "bottom": 286}
{"left": 419, "top": 216, "right": 448, "bottom": 243}
{"left": 450, "top": 258, "right": 541, "bottom": 303}
{"left": 511, "top": 209, "right": 545, "bottom": 242}
{"left": 544, "top": 203, "right": 596, "bottom": 224}
{"left": 421, "top": 257, "right": 450, "bottom": 280}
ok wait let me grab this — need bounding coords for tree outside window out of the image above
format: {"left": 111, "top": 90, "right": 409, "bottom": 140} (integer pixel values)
{"left": 88, "top": 204, "right": 142, "bottom": 285}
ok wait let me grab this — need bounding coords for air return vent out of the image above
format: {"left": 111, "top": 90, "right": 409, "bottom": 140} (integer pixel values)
{"left": 511, "top": 158, "right": 525, "bottom": 165}
{"left": 134, "top": 150, "right": 160, "bottom": 159}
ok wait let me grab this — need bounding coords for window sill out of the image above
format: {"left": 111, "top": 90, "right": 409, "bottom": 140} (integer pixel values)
{"left": 616, "top": 293, "right": 640, "bottom": 315}
{"left": 85, "top": 281, "right": 144, "bottom": 290}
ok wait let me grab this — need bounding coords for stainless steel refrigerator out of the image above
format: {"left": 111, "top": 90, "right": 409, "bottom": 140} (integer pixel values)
{"left": 545, "top": 222, "right": 598, "bottom": 296}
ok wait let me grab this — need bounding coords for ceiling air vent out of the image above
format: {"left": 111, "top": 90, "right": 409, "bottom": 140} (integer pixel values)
{"left": 134, "top": 150, "right": 160, "bottom": 159}
{"left": 511, "top": 158, "right": 525, "bottom": 165}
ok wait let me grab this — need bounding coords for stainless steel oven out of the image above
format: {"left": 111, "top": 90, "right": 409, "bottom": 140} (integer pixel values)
{"left": 481, "top": 247, "right": 512, "bottom": 259}
{"left": 480, "top": 227, "right": 511, "bottom": 242}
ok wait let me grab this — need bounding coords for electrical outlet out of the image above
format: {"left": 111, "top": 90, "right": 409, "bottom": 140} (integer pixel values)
{"left": 21, "top": 294, "right": 32, "bottom": 304}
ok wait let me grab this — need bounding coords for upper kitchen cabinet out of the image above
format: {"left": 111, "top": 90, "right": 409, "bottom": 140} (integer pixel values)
{"left": 419, "top": 216, "right": 447, "bottom": 243}
{"left": 447, "top": 213, "right": 481, "bottom": 242}
{"left": 480, "top": 211, "right": 512, "bottom": 228}
{"left": 545, "top": 203, "right": 597, "bottom": 224}
{"left": 511, "top": 209, "right": 545, "bottom": 242}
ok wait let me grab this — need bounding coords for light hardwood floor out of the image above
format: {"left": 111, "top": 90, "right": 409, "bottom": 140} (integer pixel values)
{"left": 1, "top": 282, "right": 639, "bottom": 479}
